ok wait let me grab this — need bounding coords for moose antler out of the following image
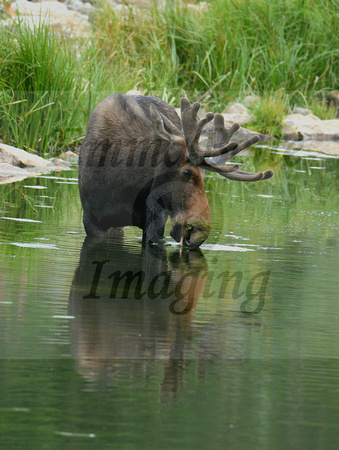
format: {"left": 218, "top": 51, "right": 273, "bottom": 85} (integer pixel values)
{"left": 180, "top": 98, "right": 239, "bottom": 172}
{"left": 180, "top": 98, "right": 274, "bottom": 182}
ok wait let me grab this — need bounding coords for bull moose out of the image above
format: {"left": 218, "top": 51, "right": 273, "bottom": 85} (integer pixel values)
{"left": 78, "top": 94, "right": 273, "bottom": 247}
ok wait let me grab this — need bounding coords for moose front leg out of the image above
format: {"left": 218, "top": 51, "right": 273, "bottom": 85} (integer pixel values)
{"left": 82, "top": 211, "right": 112, "bottom": 237}
{"left": 142, "top": 207, "right": 169, "bottom": 244}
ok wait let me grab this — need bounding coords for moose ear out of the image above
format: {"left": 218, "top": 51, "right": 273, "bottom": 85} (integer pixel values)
{"left": 149, "top": 104, "right": 183, "bottom": 143}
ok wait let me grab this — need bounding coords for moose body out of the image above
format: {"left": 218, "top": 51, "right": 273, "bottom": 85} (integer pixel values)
{"left": 79, "top": 94, "right": 273, "bottom": 247}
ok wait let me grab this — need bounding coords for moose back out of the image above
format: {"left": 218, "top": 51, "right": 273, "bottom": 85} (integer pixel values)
{"left": 78, "top": 94, "right": 273, "bottom": 247}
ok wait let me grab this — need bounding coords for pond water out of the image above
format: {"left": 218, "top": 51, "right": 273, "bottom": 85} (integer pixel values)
{"left": 0, "top": 145, "right": 339, "bottom": 448}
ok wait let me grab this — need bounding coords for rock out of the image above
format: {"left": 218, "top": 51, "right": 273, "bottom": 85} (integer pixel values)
{"left": 222, "top": 112, "right": 253, "bottom": 126}
{"left": 285, "top": 140, "right": 339, "bottom": 156}
{"left": 292, "top": 107, "right": 313, "bottom": 116}
{"left": 186, "top": 2, "right": 209, "bottom": 13}
{"left": 59, "top": 150, "right": 79, "bottom": 158}
{"left": 285, "top": 113, "right": 322, "bottom": 122}
{"left": 47, "top": 158, "right": 72, "bottom": 168}
{"left": 222, "top": 104, "right": 253, "bottom": 125}
{"left": 3, "top": 0, "right": 90, "bottom": 37}
{"left": 0, "top": 143, "right": 51, "bottom": 168}
{"left": 125, "top": 90, "right": 143, "bottom": 96}
{"left": 327, "top": 92, "right": 339, "bottom": 106}
{"left": 223, "top": 103, "right": 248, "bottom": 115}
{"left": 0, "top": 149, "right": 21, "bottom": 167}
{"left": 65, "top": 0, "right": 93, "bottom": 18}
{"left": 326, "top": 92, "right": 339, "bottom": 116}
{"left": 0, "top": 143, "right": 72, "bottom": 184}
{"left": 1, "top": 1, "right": 16, "bottom": 15}
{"left": 243, "top": 95, "right": 260, "bottom": 108}
{"left": 280, "top": 123, "right": 302, "bottom": 141}
{"left": 282, "top": 114, "right": 339, "bottom": 140}
{"left": 220, "top": 122, "right": 272, "bottom": 143}
{"left": 0, "top": 163, "right": 39, "bottom": 184}
{"left": 111, "top": 3, "right": 136, "bottom": 18}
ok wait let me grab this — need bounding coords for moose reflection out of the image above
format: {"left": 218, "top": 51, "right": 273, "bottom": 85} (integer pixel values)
{"left": 69, "top": 237, "right": 209, "bottom": 396}
{"left": 69, "top": 237, "right": 267, "bottom": 396}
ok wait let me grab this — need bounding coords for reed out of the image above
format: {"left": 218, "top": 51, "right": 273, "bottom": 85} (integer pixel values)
{"left": 0, "top": 0, "right": 338, "bottom": 153}
{"left": 0, "top": 20, "right": 109, "bottom": 154}
{"left": 92, "top": 0, "right": 339, "bottom": 109}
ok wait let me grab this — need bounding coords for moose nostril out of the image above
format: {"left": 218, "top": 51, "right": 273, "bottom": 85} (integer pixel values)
{"left": 183, "top": 228, "right": 193, "bottom": 247}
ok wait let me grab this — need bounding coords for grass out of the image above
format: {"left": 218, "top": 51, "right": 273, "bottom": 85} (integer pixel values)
{"left": 246, "top": 90, "right": 290, "bottom": 138}
{"left": 306, "top": 99, "right": 338, "bottom": 120}
{"left": 0, "top": 20, "right": 110, "bottom": 154}
{"left": 91, "top": 0, "right": 339, "bottom": 108}
{"left": 0, "top": 0, "right": 338, "bottom": 153}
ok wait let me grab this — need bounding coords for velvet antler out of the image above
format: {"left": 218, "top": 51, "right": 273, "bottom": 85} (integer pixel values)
{"left": 180, "top": 98, "right": 274, "bottom": 182}
{"left": 180, "top": 98, "right": 239, "bottom": 173}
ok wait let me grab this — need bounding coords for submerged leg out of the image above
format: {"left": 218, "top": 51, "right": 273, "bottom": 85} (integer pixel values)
{"left": 82, "top": 211, "right": 109, "bottom": 237}
{"left": 142, "top": 209, "right": 168, "bottom": 244}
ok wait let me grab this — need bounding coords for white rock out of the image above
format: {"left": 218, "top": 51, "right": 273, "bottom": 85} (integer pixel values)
{"left": 284, "top": 113, "right": 321, "bottom": 123}
{"left": 186, "top": 2, "right": 209, "bottom": 13}
{"left": 292, "top": 107, "right": 313, "bottom": 115}
{"left": 112, "top": 4, "right": 136, "bottom": 17}
{"left": 0, "top": 143, "right": 72, "bottom": 184}
{"left": 47, "top": 158, "right": 72, "bottom": 168}
{"left": 283, "top": 115, "right": 339, "bottom": 140}
{"left": 0, "top": 143, "right": 50, "bottom": 168}
{"left": 221, "top": 113, "right": 253, "bottom": 125}
{"left": 6, "top": 0, "right": 90, "bottom": 37}
{"left": 223, "top": 103, "right": 249, "bottom": 115}
{"left": 285, "top": 140, "right": 339, "bottom": 156}
{"left": 280, "top": 123, "right": 300, "bottom": 141}
{"left": 59, "top": 150, "right": 78, "bottom": 158}
{"left": 125, "top": 90, "right": 143, "bottom": 96}
{"left": 0, "top": 163, "right": 37, "bottom": 184}
{"left": 222, "top": 103, "right": 252, "bottom": 124}
{"left": 243, "top": 95, "right": 260, "bottom": 108}
{"left": 12, "top": 0, "right": 72, "bottom": 15}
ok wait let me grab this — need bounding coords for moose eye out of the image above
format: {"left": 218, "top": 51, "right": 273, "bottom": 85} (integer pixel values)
{"left": 183, "top": 169, "right": 193, "bottom": 180}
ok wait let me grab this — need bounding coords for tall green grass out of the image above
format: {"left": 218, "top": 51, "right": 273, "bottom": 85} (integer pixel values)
{"left": 93, "top": 0, "right": 339, "bottom": 109}
{"left": 0, "top": 20, "right": 109, "bottom": 154}
{"left": 0, "top": 0, "right": 338, "bottom": 154}
{"left": 246, "top": 90, "right": 290, "bottom": 137}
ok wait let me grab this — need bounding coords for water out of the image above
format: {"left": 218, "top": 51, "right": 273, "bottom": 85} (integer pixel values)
{"left": 0, "top": 146, "right": 339, "bottom": 448}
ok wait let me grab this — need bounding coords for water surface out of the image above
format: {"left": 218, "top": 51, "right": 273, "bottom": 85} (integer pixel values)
{"left": 0, "top": 146, "right": 339, "bottom": 448}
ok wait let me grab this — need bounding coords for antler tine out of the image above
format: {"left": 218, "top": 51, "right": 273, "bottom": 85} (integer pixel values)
{"left": 223, "top": 169, "right": 274, "bottom": 181}
{"left": 203, "top": 112, "right": 274, "bottom": 182}
{"left": 213, "top": 114, "right": 260, "bottom": 163}
{"left": 180, "top": 98, "right": 273, "bottom": 182}
{"left": 213, "top": 114, "right": 240, "bottom": 149}
{"left": 199, "top": 160, "right": 274, "bottom": 181}
{"left": 180, "top": 98, "right": 213, "bottom": 164}
{"left": 180, "top": 98, "right": 239, "bottom": 165}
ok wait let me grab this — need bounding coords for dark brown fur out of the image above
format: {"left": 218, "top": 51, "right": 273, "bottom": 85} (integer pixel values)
{"left": 79, "top": 94, "right": 273, "bottom": 247}
{"left": 79, "top": 94, "right": 211, "bottom": 247}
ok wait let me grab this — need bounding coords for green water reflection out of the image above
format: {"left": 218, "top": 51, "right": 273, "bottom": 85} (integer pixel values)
{"left": 0, "top": 146, "right": 338, "bottom": 448}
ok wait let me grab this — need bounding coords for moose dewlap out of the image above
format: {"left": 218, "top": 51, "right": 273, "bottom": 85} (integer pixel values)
{"left": 78, "top": 94, "right": 273, "bottom": 247}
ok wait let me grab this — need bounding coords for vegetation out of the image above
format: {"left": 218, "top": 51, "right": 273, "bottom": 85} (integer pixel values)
{"left": 0, "top": 20, "right": 110, "bottom": 154}
{"left": 305, "top": 99, "right": 338, "bottom": 120}
{"left": 91, "top": 0, "right": 338, "bottom": 106}
{"left": 246, "top": 91, "right": 290, "bottom": 137}
{"left": 0, "top": 0, "right": 338, "bottom": 153}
